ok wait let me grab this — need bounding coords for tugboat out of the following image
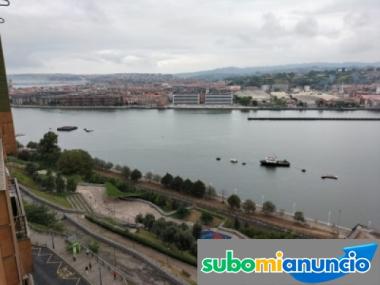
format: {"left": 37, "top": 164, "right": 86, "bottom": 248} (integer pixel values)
{"left": 321, "top": 175, "right": 338, "bottom": 180}
{"left": 260, "top": 156, "right": 290, "bottom": 167}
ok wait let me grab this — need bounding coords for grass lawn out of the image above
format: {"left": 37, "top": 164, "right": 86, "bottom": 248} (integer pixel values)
{"left": 9, "top": 166, "right": 72, "bottom": 209}
{"left": 105, "top": 182, "right": 142, "bottom": 199}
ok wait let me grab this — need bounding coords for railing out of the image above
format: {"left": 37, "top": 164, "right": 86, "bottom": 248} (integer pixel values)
{"left": 14, "top": 215, "right": 28, "bottom": 240}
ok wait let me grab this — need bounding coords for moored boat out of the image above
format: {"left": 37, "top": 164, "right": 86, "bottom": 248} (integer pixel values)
{"left": 57, "top": 126, "right": 78, "bottom": 132}
{"left": 321, "top": 175, "right": 338, "bottom": 180}
{"left": 260, "top": 156, "right": 290, "bottom": 167}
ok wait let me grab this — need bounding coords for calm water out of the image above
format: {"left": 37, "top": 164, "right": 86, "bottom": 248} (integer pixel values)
{"left": 12, "top": 108, "right": 380, "bottom": 229}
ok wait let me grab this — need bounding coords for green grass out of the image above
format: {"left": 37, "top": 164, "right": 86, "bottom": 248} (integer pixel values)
{"left": 105, "top": 182, "right": 142, "bottom": 199}
{"left": 9, "top": 166, "right": 72, "bottom": 209}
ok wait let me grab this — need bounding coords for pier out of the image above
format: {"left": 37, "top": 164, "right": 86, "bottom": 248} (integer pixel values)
{"left": 247, "top": 117, "right": 380, "bottom": 121}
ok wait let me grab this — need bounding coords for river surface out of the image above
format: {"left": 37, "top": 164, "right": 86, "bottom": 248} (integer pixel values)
{"left": 12, "top": 108, "right": 380, "bottom": 229}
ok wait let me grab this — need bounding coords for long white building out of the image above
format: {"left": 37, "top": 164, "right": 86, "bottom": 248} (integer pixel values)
{"left": 205, "top": 93, "right": 233, "bottom": 105}
{"left": 173, "top": 94, "right": 200, "bottom": 105}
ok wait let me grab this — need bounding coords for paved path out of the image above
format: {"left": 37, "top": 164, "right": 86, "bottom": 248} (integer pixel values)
{"left": 31, "top": 230, "right": 128, "bottom": 285}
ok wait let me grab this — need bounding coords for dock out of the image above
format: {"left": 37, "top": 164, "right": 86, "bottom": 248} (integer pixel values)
{"left": 247, "top": 117, "right": 380, "bottom": 121}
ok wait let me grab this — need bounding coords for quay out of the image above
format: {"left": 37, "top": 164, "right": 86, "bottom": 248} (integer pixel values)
{"left": 247, "top": 117, "right": 380, "bottom": 121}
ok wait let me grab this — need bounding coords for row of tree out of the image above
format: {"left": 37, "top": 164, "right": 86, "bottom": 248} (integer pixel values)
{"left": 160, "top": 173, "right": 216, "bottom": 199}
{"left": 135, "top": 214, "right": 199, "bottom": 256}
{"left": 226, "top": 194, "right": 305, "bottom": 222}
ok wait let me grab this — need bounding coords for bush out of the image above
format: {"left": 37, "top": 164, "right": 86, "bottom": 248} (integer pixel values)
{"left": 176, "top": 206, "right": 190, "bottom": 219}
{"left": 88, "top": 240, "right": 100, "bottom": 254}
{"left": 200, "top": 211, "right": 213, "bottom": 225}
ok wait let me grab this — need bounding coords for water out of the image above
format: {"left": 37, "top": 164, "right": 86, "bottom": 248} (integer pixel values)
{"left": 12, "top": 108, "right": 380, "bottom": 229}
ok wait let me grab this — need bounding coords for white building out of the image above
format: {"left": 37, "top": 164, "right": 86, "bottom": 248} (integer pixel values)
{"left": 172, "top": 94, "right": 200, "bottom": 105}
{"left": 205, "top": 93, "right": 233, "bottom": 105}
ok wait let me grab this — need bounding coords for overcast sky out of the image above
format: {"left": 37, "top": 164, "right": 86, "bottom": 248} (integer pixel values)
{"left": 1, "top": 0, "right": 379, "bottom": 74}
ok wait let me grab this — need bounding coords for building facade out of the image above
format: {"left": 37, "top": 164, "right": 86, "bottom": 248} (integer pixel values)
{"left": 204, "top": 93, "right": 233, "bottom": 105}
{"left": 172, "top": 94, "right": 200, "bottom": 105}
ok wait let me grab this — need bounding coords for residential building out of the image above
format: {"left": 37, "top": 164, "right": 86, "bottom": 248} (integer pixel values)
{"left": 0, "top": 38, "right": 17, "bottom": 155}
{"left": 0, "top": 37, "right": 33, "bottom": 285}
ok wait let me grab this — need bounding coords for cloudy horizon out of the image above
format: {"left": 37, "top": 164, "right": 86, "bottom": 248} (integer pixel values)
{"left": 1, "top": 0, "right": 379, "bottom": 74}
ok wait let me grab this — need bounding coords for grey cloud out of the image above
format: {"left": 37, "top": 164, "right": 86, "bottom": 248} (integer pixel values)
{"left": 0, "top": 0, "right": 378, "bottom": 73}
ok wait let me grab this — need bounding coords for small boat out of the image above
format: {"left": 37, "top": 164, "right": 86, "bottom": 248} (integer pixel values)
{"left": 230, "top": 159, "right": 238, "bottom": 164}
{"left": 301, "top": 169, "right": 306, "bottom": 173}
{"left": 216, "top": 157, "right": 221, "bottom": 161}
{"left": 84, "top": 128, "right": 94, "bottom": 133}
{"left": 321, "top": 175, "right": 338, "bottom": 180}
{"left": 57, "top": 126, "right": 78, "bottom": 132}
{"left": 260, "top": 156, "right": 290, "bottom": 167}
{"left": 242, "top": 162, "right": 247, "bottom": 166}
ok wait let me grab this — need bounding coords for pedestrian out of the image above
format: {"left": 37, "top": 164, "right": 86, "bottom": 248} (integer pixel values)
{"left": 113, "top": 271, "right": 117, "bottom": 280}
{"left": 85, "top": 266, "right": 89, "bottom": 275}
{"left": 89, "top": 262, "right": 92, "bottom": 272}
{"left": 86, "top": 248, "right": 90, "bottom": 256}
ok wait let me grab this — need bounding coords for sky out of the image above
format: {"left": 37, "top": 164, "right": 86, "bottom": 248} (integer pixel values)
{"left": 1, "top": 0, "right": 379, "bottom": 74}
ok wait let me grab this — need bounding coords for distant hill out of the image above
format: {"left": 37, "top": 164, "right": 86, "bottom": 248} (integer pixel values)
{"left": 176, "top": 62, "right": 380, "bottom": 80}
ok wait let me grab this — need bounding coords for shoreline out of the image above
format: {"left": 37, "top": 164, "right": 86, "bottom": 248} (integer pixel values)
{"left": 10, "top": 104, "right": 380, "bottom": 112}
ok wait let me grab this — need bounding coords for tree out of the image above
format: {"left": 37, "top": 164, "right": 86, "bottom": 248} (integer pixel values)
{"left": 294, "top": 211, "right": 305, "bottom": 223}
{"left": 206, "top": 185, "right": 217, "bottom": 199}
{"left": 135, "top": 214, "right": 144, "bottom": 224}
{"left": 171, "top": 176, "right": 183, "bottom": 191}
{"left": 67, "top": 177, "right": 77, "bottom": 192}
{"left": 262, "top": 201, "right": 276, "bottom": 214}
{"left": 37, "top": 132, "right": 61, "bottom": 167}
{"left": 131, "top": 169, "right": 142, "bottom": 182}
{"left": 56, "top": 175, "right": 66, "bottom": 193}
{"left": 242, "top": 199, "right": 256, "bottom": 214}
{"left": 24, "top": 203, "right": 59, "bottom": 227}
{"left": 143, "top": 214, "right": 156, "bottom": 230}
{"left": 192, "top": 180, "right": 206, "bottom": 198}
{"left": 27, "top": 141, "right": 38, "bottom": 149}
{"left": 105, "top": 162, "right": 113, "bottom": 170}
{"left": 227, "top": 194, "right": 241, "bottom": 210}
{"left": 161, "top": 173, "right": 173, "bottom": 187}
{"left": 57, "top": 149, "right": 94, "bottom": 177}
{"left": 192, "top": 222, "right": 202, "bottom": 239}
{"left": 152, "top": 174, "right": 161, "bottom": 182}
{"left": 44, "top": 172, "right": 55, "bottom": 192}
{"left": 25, "top": 162, "right": 38, "bottom": 175}
{"left": 176, "top": 206, "right": 190, "bottom": 219}
{"left": 182, "top": 179, "right": 193, "bottom": 194}
{"left": 175, "top": 230, "right": 195, "bottom": 251}
{"left": 145, "top": 171, "right": 153, "bottom": 181}
{"left": 121, "top": 166, "right": 131, "bottom": 179}
{"left": 200, "top": 212, "right": 213, "bottom": 225}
